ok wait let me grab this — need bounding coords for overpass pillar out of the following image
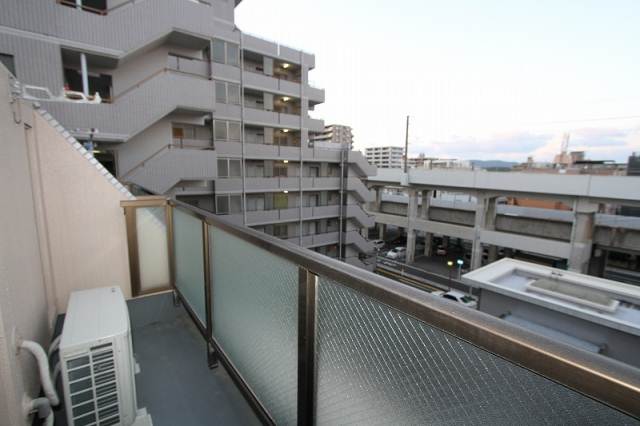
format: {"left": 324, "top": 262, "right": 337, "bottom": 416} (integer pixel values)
{"left": 406, "top": 189, "right": 419, "bottom": 263}
{"left": 421, "top": 189, "right": 433, "bottom": 257}
{"left": 471, "top": 194, "right": 497, "bottom": 270}
{"left": 378, "top": 223, "right": 385, "bottom": 240}
{"left": 568, "top": 199, "right": 598, "bottom": 273}
{"left": 374, "top": 186, "right": 382, "bottom": 211}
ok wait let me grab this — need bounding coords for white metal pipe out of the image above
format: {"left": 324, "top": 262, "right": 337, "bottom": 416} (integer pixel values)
{"left": 48, "top": 335, "right": 61, "bottom": 357}
{"left": 80, "top": 52, "right": 89, "bottom": 97}
{"left": 19, "top": 340, "right": 60, "bottom": 406}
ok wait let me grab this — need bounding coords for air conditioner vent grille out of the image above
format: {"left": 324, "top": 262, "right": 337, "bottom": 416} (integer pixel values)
{"left": 66, "top": 342, "right": 121, "bottom": 426}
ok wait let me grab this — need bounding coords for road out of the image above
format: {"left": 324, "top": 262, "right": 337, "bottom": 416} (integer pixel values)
{"left": 375, "top": 256, "right": 477, "bottom": 295}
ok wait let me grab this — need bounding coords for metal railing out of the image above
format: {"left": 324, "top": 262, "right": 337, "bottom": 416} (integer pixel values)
{"left": 121, "top": 196, "right": 640, "bottom": 424}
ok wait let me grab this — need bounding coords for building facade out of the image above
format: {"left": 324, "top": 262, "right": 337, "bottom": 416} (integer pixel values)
{"left": 310, "top": 124, "right": 353, "bottom": 148}
{"left": 0, "top": 0, "right": 376, "bottom": 266}
{"left": 365, "top": 146, "right": 404, "bottom": 169}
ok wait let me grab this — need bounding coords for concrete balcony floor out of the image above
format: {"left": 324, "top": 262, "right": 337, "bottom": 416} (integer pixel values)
{"left": 52, "top": 292, "right": 259, "bottom": 426}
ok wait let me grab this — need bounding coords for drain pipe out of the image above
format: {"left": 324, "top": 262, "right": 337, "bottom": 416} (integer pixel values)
{"left": 19, "top": 340, "right": 60, "bottom": 407}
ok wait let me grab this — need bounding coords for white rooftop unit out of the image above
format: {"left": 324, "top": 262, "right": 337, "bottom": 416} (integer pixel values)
{"left": 60, "top": 286, "right": 152, "bottom": 426}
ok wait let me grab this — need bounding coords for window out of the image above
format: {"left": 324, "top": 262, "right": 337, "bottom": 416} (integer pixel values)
{"left": 274, "top": 193, "right": 288, "bottom": 209}
{"left": 216, "top": 195, "right": 229, "bottom": 214}
{"left": 274, "top": 162, "right": 288, "bottom": 177}
{"left": 215, "top": 81, "right": 226, "bottom": 103}
{"left": 228, "top": 122, "right": 241, "bottom": 141}
{"left": 227, "top": 83, "right": 240, "bottom": 104}
{"left": 227, "top": 43, "right": 239, "bottom": 66}
{"left": 212, "top": 39, "right": 239, "bottom": 66}
{"left": 212, "top": 39, "right": 226, "bottom": 63}
{"left": 214, "top": 120, "right": 228, "bottom": 140}
{"left": 214, "top": 120, "right": 241, "bottom": 142}
{"left": 217, "top": 159, "right": 229, "bottom": 177}
{"left": 0, "top": 54, "right": 15, "bottom": 76}
{"left": 215, "top": 81, "right": 240, "bottom": 105}
{"left": 216, "top": 194, "right": 243, "bottom": 215}
{"left": 229, "top": 159, "right": 241, "bottom": 177}
{"left": 217, "top": 158, "right": 241, "bottom": 178}
{"left": 273, "top": 224, "right": 288, "bottom": 238}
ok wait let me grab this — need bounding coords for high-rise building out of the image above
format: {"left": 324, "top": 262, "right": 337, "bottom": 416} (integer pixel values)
{"left": 311, "top": 124, "right": 353, "bottom": 148}
{"left": 1, "top": 0, "right": 376, "bottom": 267}
{"left": 365, "top": 146, "right": 404, "bottom": 169}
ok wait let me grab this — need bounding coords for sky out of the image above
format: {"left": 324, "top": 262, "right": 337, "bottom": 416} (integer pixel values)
{"left": 236, "top": 0, "right": 640, "bottom": 162}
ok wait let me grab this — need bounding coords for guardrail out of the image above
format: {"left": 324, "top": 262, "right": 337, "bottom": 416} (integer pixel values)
{"left": 121, "top": 197, "right": 640, "bottom": 424}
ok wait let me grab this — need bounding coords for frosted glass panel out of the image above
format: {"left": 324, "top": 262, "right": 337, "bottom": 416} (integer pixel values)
{"left": 210, "top": 227, "right": 298, "bottom": 424}
{"left": 173, "top": 208, "right": 205, "bottom": 323}
{"left": 135, "top": 207, "right": 170, "bottom": 293}
{"left": 315, "top": 276, "right": 634, "bottom": 425}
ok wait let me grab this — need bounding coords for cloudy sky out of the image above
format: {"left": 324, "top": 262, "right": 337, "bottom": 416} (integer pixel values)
{"left": 236, "top": 0, "right": 640, "bottom": 162}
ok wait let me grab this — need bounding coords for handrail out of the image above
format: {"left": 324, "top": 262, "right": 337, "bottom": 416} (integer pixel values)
{"left": 162, "top": 197, "right": 640, "bottom": 419}
{"left": 111, "top": 68, "right": 167, "bottom": 102}
{"left": 120, "top": 143, "right": 213, "bottom": 182}
{"left": 119, "top": 144, "right": 171, "bottom": 181}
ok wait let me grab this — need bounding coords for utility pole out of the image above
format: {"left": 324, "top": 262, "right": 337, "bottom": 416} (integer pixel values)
{"left": 404, "top": 115, "right": 410, "bottom": 173}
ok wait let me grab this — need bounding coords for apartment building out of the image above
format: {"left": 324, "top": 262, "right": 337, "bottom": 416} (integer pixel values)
{"left": 365, "top": 146, "right": 404, "bottom": 169}
{"left": 0, "top": 0, "right": 376, "bottom": 267}
{"left": 311, "top": 124, "right": 353, "bottom": 148}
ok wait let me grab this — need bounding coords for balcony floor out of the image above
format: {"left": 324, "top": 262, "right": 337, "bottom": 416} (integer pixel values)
{"left": 53, "top": 292, "right": 260, "bottom": 426}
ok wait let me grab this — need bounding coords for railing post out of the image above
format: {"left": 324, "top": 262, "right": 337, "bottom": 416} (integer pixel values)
{"left": 123, "top": 206, "right": 141, "bottom": 296}
{"left": 203, "top": 220, "right": 218, "bottom": 369}
{"left": 297, "top": 267, "right": 317, "bottom": 426}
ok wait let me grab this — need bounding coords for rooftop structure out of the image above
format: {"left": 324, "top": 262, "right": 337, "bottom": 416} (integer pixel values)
{"left": 2, "top": 65, "right": 639, "bottom": 425}
{"left": 0, "top": 0, "right": 377, "bottom": 268}
{"left": 463, "top": 258, "right": 640, "bottom": 367}
{"left": 365, "top": 146, "right": 404, "bottom": 169}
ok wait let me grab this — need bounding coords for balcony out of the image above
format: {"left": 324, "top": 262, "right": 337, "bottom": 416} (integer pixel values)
{"left": 117, "top": 197, "right": 640, "bottom": 424}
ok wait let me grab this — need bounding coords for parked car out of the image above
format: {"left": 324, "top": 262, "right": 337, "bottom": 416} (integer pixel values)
{"left": 372, "top": 239, "right": 386, "bottom": 251}
{"left": 440, "top": 290, "right": 478, "bottom": 309}
{"left": 436, "top": 245, "right": 447, "bottom": 256}
{"left": 386, "top": 247, "right": 406, "bottom": 261}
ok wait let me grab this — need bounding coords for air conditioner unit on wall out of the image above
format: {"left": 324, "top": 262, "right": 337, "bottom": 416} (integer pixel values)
{"left": 60, "top": 287, "right": 152, "bottom": 426}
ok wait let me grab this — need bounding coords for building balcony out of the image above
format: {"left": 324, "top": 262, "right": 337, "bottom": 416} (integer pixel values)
{"left": 243, "top": 70, "right": 325, "bottom": 105}
{"left": 116, "top": 197, "right": 640, "bottom": 424}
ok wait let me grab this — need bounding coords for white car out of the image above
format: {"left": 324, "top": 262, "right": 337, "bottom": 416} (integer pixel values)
{"left": 386, "top": 247, "right": 406, "bottom": 261}
{"left": 372, "top": 239, "right": 386, "bottom": 251}
{"left": 440, "top": 290, "right": 478, "bottom": 309}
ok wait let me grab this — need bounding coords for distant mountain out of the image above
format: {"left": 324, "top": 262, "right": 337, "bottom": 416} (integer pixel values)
{"left": 470, "top": 160, "right": 518, "bottom": 170}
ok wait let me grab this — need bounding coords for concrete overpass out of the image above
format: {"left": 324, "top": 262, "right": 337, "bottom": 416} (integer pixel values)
{"left": 365, "top": 169, "right": 640, "bottom": 275}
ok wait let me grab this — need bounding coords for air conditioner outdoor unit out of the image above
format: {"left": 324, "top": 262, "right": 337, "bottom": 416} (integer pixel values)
{"left": 60, "top": 286, "right": 152, "bottom": 426}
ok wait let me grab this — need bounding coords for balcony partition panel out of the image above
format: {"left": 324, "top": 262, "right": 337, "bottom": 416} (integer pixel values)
{"left": 209, "top": 226, "right": 299, "bottom": 425}
{"left": 173, "top": 207, "right": 206, "bottom": 325}
{"left": 135, "top": 207, "right": 170, "bottom": 294}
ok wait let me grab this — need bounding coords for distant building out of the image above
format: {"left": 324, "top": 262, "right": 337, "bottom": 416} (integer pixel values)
{"left": 311, "top": 124, "right": 353, "bottom": 149}
{"left": 365, "top": 146, "right": 404, "bottom": 169}
{"left": 463, "top": 258, "right": 640, "bottom": 368}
